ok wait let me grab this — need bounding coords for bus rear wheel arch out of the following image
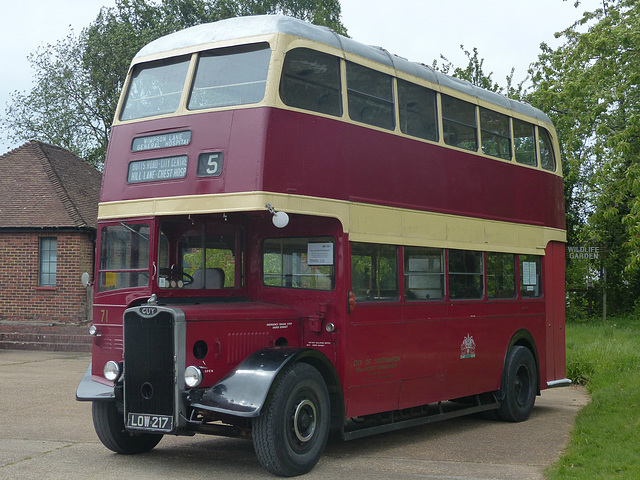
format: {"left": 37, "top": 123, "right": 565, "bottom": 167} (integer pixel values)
{"left": 497, "top": 345, "right": 537, "bottom": 422}
{"left": 252, "top": 362, "right": 331, "bottom": 476}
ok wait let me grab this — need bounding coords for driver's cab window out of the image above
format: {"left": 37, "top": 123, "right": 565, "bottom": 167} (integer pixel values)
{"left": 158, "top": 219, "right": 243, "bottom": 289}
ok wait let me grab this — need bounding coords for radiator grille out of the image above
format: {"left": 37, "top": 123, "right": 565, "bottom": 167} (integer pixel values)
{"left": 123, "top": 310, "right": 175, "bottom": 416}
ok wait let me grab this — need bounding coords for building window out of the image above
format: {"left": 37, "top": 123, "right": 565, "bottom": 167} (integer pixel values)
{"left": 39, "top": 237, "right": 57, "bottom": 286}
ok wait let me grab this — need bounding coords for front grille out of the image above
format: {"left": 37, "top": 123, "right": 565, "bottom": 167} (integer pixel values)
{"left": 123, "top": 310, "right": 175, "bottom": 416}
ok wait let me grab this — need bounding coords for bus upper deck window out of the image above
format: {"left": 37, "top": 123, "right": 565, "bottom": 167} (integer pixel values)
{"left": 120, "top": 56, "right": 191, "bottom": 121}
{"left": 442, "top": 95, "right": 478, "bottom": 152}
{"left": 398, "top": 80, "right": 438, "bottom": 142}
{"left": 188, "top": 43, "right": 271, "bottom": 110}
{"left": 538, "top": 128, "right": 557, "bottom": 172}
{"left": 280, "top": 48, "right": 342, "bottom": 117}
{"left": 346, "top": 62, "right": 395, "bottom": 130}
{"left": 480, "top": 108, "right": 511, "bottom": 160}
{"left": 513, "top": 119, "right": 537, "bottom": 166}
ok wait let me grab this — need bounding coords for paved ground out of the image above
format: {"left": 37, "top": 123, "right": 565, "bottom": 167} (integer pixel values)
{"left": 0, "top": 350, "right": 589, "bottom": 480}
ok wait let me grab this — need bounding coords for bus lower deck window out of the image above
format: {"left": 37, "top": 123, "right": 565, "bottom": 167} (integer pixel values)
{"left": 404, "top": 246, "right": 444, "bottom": 300}
{"left": 487, "top": 252, "right": 516, "bottom": 299}
{"left": 520, "top": 255, "right": 542, "bottom": 298}
{"left": 351, "top": 243, "right": 398, "bottom": 301}
{"left": 448, "top": 249, "right": 484, "bottom": 299}
{"left": 263, "top": 237, "right": 335, "bottom": 290}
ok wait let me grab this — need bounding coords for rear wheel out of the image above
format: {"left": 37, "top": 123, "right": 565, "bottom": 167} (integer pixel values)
{"left": 253, "top": 362, "right": 330, "bottom": 476}
{"left": 92, "top": 401, "right": 163, "bottom": 454}
{"left": 497, "top": 346, "right": 537, "bottom": 422}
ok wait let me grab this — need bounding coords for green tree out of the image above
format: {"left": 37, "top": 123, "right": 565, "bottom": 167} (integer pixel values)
{"left": 432, "top": 45, "right": 527, "bottom": 100}
{"left": 528, "top": 0, "right": 640, "bottom": 314}
{"left": 1, "top": 0, "right": 346, "bottom": 167}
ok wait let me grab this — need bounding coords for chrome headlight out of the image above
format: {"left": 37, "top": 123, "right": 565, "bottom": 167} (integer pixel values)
{"left": 103, "top": 361, "right": 121, "bottom": 382}
{"left": 184, "top": 366, "right": 203, "bottom": 388}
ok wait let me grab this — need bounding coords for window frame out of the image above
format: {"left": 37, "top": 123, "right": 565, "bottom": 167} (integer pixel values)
{"left": 513, "top": 118, "right": 537, "bottom": 167}
{"left": 480, "top": 107, "right": 512, "bottom": 160}
{"left": 538, "top": 128, "right": 557, "bottom": 172}
{"left": 187, "top": 43, "right": 272, "bottom": 111}
{"left": 447, "top": 249, "right": 485, "bottom": 300}
{"left": 441, "top": 94, "right": 478, "bottom": 152}
{"left": 403, "top": 246, "right": 445, "bottom": 301}
{"left": 397, "top": 79, "right": 439, "bottom": 142}
{"left": 351, "top": 242, "right": 399, "bottom": 302}
{"left": 279, "top": 47, "right": 343, "bottom": 117}
{"left": 262, "top": 236, "right": 336, "bottom": 291}
{"left": 346, "top": 61, "right": 395, "bottom": 130}
{"left": 486, "top": 252, "right": 517, "bottom": 299}
{"left": 39, "top": 237, "right": 57, "bottom": 287}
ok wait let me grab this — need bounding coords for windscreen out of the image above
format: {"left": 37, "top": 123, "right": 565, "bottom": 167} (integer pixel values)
{"left": 98, "top": 223, "right": 150, "bottom": 292}
{"left": 120, "top": 56, "right": 191, "bottom": 121}
{"left": 158, "top": 219, "right": 243, "bottom": 290}
{"left": 188, "top": 43, "right": 271, "bottom": 110}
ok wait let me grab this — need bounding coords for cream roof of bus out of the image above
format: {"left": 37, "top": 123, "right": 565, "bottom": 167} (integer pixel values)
{"left": 135, "top": 15, "right": 551, "bottom": 125}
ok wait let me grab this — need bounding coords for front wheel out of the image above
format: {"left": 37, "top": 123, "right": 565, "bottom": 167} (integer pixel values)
{"left": 92, "top": 401, "right": 163, "bottom": 454}
{"left": 497, "top": 346, "right": 537, "bottom": 422}
{"left": 253, "top": 362, "right": 330, "bottom": 477}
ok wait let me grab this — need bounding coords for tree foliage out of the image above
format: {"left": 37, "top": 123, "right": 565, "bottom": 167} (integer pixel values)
{"left": 528, "top": 0, "right": 640, "bottom": 314}
{"left": 432, "top": 45, "right": 527, "bottom": 100}
{"left": 1, "top": 0, "right": 345, "bottom": 167}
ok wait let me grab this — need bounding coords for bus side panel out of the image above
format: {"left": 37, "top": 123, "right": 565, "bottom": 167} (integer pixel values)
{"left": 262, "top": 109, "right": 565, "bottom": 231}
{"left": 443, "top": 301, "right": 545, "bottom": 401}
{"left": 544, "top": 242, "right": 567, "bottom": 385}
{"left": 344, "top": 306, "right": 403, "bottom": 417}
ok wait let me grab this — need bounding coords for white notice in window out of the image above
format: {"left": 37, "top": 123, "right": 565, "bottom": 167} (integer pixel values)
{"left": 522, "top": 262, "right": 537, "bottom": 286}
{"left": 307, "top": 243, "right": 334, "bottom": 265}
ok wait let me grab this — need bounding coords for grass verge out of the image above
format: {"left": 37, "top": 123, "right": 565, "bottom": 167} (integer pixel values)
{"left": 546, "top": 316, "right": 640, "bottom": 479}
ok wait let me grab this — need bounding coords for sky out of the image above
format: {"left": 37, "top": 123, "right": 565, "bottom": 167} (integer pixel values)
{"left": 0, "top": 0, "right": 604, "bottom": 156}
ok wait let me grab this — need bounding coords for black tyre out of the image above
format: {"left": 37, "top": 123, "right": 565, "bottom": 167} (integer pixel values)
{"left": 253, "top": 362, "right": 330, "bottom": 477}
{"left": 92, "top": 401, "right": 163, "bottom": 454}
{"left": 497, "top": 346, "right": 537, "bottom": 422}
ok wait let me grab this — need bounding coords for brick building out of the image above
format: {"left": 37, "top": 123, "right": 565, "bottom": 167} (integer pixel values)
{"left": 0, "top": 141, "right": 101, "bottom": 328}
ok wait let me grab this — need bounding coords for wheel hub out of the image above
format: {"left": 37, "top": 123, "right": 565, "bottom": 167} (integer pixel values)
{"left": 293, "top": 399, "right": 317, "bottom": 442}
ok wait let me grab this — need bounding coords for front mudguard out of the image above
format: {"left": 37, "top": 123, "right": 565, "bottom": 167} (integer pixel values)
{"left": 76, "top": 363, "right": 115, "bottom": 401}
{"left": 188, "top": 347, "right": 340, "bottom": 418}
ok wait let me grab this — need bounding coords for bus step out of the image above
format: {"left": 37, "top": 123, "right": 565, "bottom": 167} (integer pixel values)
{"left": 341, "top": 400, "right": 500, "bottom": 441}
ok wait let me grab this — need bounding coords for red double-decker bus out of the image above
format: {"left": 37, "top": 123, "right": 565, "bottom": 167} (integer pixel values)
{"left": 76, "top": 15, "right": 568, "bottom": 476}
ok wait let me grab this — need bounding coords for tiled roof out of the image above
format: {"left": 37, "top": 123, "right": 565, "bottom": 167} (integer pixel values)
{"left": 0, "top": 141, "right": 102, "bottom": 229}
